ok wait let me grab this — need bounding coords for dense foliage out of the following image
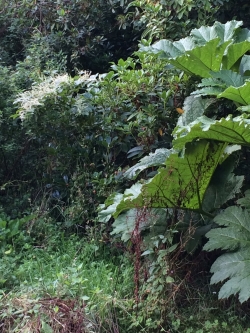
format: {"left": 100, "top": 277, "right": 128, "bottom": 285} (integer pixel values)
{"left": 1, "top": 1, "right": 250, "bottom": 332}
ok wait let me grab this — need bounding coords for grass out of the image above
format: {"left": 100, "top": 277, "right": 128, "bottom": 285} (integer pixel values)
{"left": 1, "top": 228, "right": 250, "bottom": 332}
{"left": 0, "top": 231, "right": 134, "bottom": 332}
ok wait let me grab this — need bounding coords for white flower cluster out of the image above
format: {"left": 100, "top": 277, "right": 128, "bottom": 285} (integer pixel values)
{"left": 14, "top": 73, "right": 90, "bottom": 120}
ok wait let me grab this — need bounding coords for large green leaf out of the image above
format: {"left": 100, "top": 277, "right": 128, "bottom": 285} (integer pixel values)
{"left": 98, "top": 193, "right": 124, "bottom": 223}
{"left": 204, "top": 206, "right": 250, "bottom": 303}
{"left": 146, "top": 38, "right": 194, "bottom": 58}
{"left": 98, "top": 183, "right": 144, "bottom": 223}
{"left": 177, "top": 96, "right": 215, "bottom": 127}
{"left": 168, "top": 39, "right": 230, "bottom": 78}
{"left": 192, "top": 70, "right": 246, "bottom": 97}
{"left": 191, "top": 20, "right": 243, "bottom": 44}
{"left": 141, "top": 21, "right": 249, "bottom": 78}
{"left": 111, "top": 208, "right": 168, "bottom": 242}
{"left": 123, "top": 148, "right": 172, "bottom": 180}
{"left": 222, "top": 41, "right": 250, "bottom": 70}
{"left": 173, "top": 114, "right": 250, "bottom": 149}
{"left": 211, "top": 251, "right": 250, "bottom": 303}
{"left": 202, "top": 156, "right": 244, "bottom": 212}
{"left": 217, "top": 81, "right": 250, "bottom": 105}
{"left": 192, "top": 86, "right": 226, "bottom": 97}
{"left": 239, "top": 55, "right": 250, "bottom": 75}
{"left": 113, "top": 141, "right": 229, "bottom": 217}
{"left": 210, "top": 70, "right": 245, "bottom": 87}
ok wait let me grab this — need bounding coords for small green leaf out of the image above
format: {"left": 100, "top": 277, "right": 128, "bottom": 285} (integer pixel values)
{"left": 82, "top": 295, "right": 90, "bottom": 301}
{"left": 41, "top": 321, "right": 53, "bottom": 333}
{"left": 166, "top": 276, "right": 174, "bottom": 283}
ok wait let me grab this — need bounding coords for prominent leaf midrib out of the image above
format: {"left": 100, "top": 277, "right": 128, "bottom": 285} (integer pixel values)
{"left": 219, "top": 88, "right": 249, "bottom": 105}
{"left": 177, "top": 126, "right": 248, "bottom": 146}
{"left": 202, "top": 126, "right": 247, "bottom": 144}
{"left": 174, "top": 115, "right": 250, "bottom": 150}
{"left": 213, "top": 229, "right": 250, "bottom": 243}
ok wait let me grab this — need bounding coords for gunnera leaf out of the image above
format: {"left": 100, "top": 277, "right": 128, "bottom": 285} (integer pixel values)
{"left": 111, "top": 208, "right": 168, "bottom": 242}
{"left": 204, "top": 205, "right": 250, "bottom": 303}
{"left": 202, "top": 155, "right": 244, "bottom": 212}
{"left": 173, "top": 114, "right": 250, "bottom": 150}
{"left": 191, "top": 20, "right": 243, "bottom": 44}
{"left": 217, "top": 81, "right": 250, "bottom": 105}
{"left": 113, "top": 140, "right": 229, "bottom": 217}
{"left": 177, "top": 95, "right": 216, "bottom": 127}
{"left": 141, "top": 21, "right": 250, "bottom": 78}
{"left": 97, "top": 193, "right": 124, "bottom": 223}
{"left": 123, "top": 148, "right": 172, "bottom": 180}
{"left": 192, "top": 70, "right": 246, "bottom": 98}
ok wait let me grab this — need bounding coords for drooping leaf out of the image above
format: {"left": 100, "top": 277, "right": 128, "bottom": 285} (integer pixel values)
{"left": 111, "top": 208, "right": 168, "bottom": 242}
{"left": 202, "top": 156, "right": 244, "bottom": 212}
{"left": 223, "top": 41, "right": 250, "bottom": 70}
{"left": 204, "top": 206, "right": 250, "bottom": 303}
{"left": 123, "top": 148, "right": 172, "bottom": 180}
{"left": 97, "top": 193, "right": 124, "bottom": 223}
{"left": 113, "top": 141, "right": 229, "bottom": 217}
{"left": 217, "top": 81, "right": 250, "bottom": 105}
{"left": 168, "top": 39, "right": 230, "bottom": 78}
{"left": 239, "top": 55, "right": 250, "bottom": 76}
{"left": 173, "top": 114, "right": 250, "bottom": 149}
{"left": 177, "top": 96, "right": 216, "bottom": 127}
{"left": 192, "top": 70, "right": 246, "bottom": 97}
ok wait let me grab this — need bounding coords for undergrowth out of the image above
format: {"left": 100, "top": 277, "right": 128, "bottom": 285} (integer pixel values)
{"left": 1, "top": 221, "right": 250, "bottom": 332}
{"left": 0, "top": 227, "right": 134, "bottom": 332}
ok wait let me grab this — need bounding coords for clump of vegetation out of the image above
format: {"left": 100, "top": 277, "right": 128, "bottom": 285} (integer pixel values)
{"left": 1, "top": 0, "right": 250, "bottom": 332}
